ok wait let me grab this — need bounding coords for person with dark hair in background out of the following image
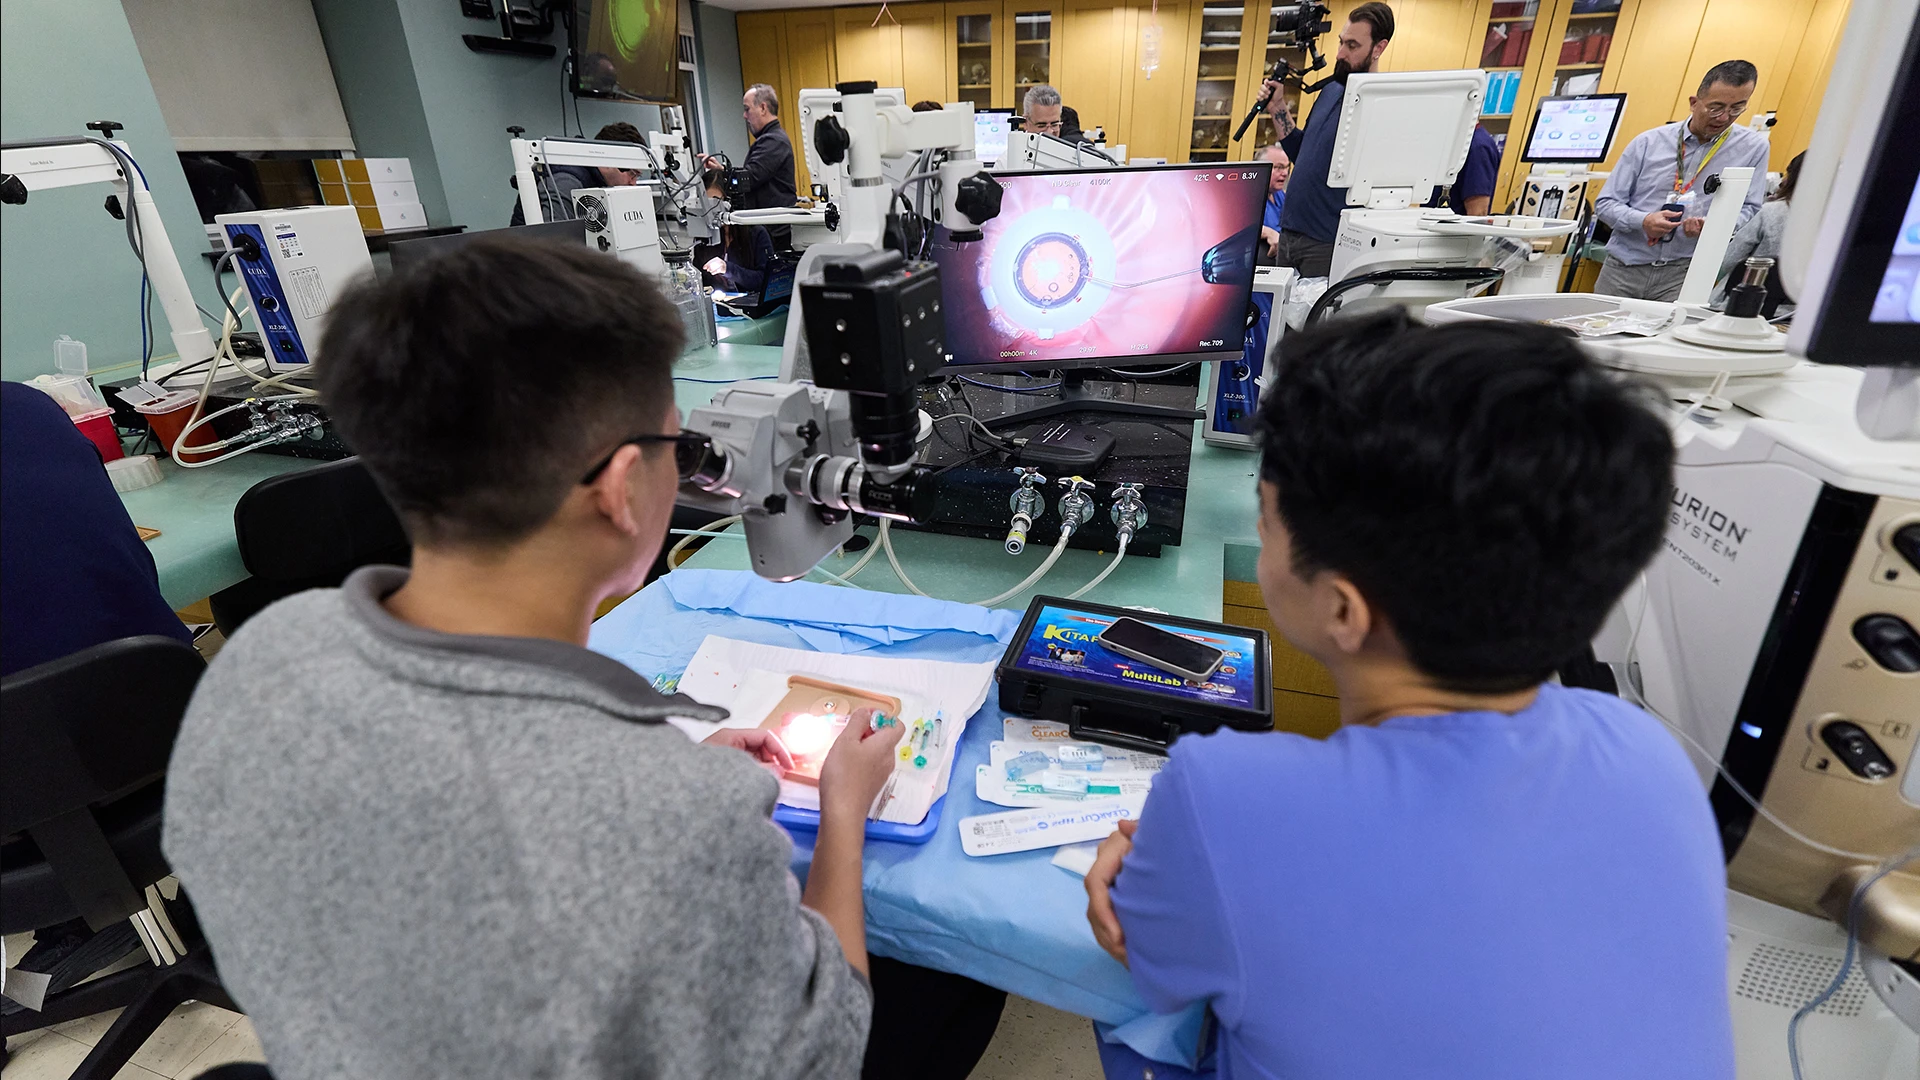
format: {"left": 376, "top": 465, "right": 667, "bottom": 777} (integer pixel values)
{"left": 508, "top": 121, "right": 648, "bottom": 225}
{"left": 699, "top": 166, "right": 777, "bottom": 293}
{"left": 1083, "top": 312, "right": 1735, "bottom": 1080}
{"left": 911, "top": 99, "right": 944, "bottom": 112}
{"left": 703, "top": 83, "right": 797, "bottom": 247}
{"left": 1593, "top": 59, "right": 1769, "bottom": 302}
{"left": 162, "top": 238, "right": 902, "bottom": 1079}
{"left": 1714, "top": 149, "right": 1804, "bottom": 315}
{"left": 1255, "top": 2, "right": 1396, "bottom": 279}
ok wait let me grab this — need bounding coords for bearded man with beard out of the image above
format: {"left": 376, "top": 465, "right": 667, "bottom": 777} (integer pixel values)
{"left": 1257, "top": 2, "right": 1394, "bottom": 279}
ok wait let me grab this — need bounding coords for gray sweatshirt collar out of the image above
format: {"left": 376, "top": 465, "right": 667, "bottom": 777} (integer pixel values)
{"left": 341, "top": 566, "right": 727, "bottom": 725}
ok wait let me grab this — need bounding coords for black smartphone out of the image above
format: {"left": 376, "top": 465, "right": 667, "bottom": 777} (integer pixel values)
{"left": 1658, "top": 200, "right": 1687, "bottom": 243}
{"left": 1096, "top": 616, "right": 1227, "bottom": 683}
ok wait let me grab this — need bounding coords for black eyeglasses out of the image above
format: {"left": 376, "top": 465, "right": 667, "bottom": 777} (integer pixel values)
{"left": 580, "top": 431, "right": 712, "bottom": 484}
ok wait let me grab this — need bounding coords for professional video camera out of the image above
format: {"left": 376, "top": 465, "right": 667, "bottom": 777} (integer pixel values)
{"left": 1233, "top": 2, "right": 1333, "bottom": 143}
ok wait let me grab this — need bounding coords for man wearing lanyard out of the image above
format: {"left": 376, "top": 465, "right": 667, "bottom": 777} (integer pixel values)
{"left": 1592, "top": 60, "right": 1769, "bottom": 302}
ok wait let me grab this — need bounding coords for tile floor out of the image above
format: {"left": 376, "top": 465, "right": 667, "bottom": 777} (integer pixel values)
{"left": 6, "top": 923, "right": 1096, "bottom": 1080}
{"left": 3, "top": 932, "right": 266, "bottom": 1080}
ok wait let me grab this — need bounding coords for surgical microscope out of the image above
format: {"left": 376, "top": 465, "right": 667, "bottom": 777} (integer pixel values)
{"left": 672, "top": 84, "right": 1004, "bottom": 582}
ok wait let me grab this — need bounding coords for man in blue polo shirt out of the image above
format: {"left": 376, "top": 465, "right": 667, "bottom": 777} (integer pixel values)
{"left": 1256, "top": 2, "right": 1394, "bottom": 278}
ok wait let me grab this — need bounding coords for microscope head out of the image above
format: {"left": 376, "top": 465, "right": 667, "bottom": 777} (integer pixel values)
{"left": 799, "top": 248, "right": 946, "bottom": 481}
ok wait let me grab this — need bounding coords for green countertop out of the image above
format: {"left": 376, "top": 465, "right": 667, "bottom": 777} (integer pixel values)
{"left": 677, "top": 345, "right": 1262, "bottom": 622}
{"left": 121, "top": 452, "right": 321, "bottom": 610}
{"left": 122, "top": 332, "right": 792, "bottom": 610}
{"left": 121, "top": 325, "right": 1261, "bottom": 619}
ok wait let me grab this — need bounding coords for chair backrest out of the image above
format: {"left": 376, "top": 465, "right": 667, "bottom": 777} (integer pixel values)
{"left": 1, "top": 635, "right": 204, "bottom": 838}
{"left": 234, "top": 456, "right": 410, "bottom": 583}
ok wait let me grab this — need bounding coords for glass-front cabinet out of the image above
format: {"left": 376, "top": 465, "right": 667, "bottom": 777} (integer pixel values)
{"left": 955, "top": 12, "right": 994, "bottom": 110}
{"left": 1012, "top": 11, "right": 1052, "bottom": 105}
{"left": 1547, "top": 0, "right": 1622, "bottom": 99}
{"left": 1189, "top": 2, "right": 1244, "bottom": 161}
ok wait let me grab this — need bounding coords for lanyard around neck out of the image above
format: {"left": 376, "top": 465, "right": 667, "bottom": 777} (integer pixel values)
{"left": 1674, "top": 124, "right": 1731, "bottom": 195}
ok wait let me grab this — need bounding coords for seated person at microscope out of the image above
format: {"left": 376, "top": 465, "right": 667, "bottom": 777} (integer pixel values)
{"left": 163, "top": 239, "right": 904, "bottom": 1079}
{"left": 508, "top": 121, "right": 648, "bottom": 225}
{"left": 1084, "top": 312, "right": 1735, "bottom": 1080}
{"left": 698, "top": 166, "right": 777, "bottom": 295}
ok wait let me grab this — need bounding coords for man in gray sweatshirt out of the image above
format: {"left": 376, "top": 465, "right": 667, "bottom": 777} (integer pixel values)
{"left": 163, "top": 238, "right": 904, "bottom": 1079}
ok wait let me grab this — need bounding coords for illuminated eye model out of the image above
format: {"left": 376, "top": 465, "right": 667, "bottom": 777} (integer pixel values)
{"left": 1014, "top": 232, "right": 1092, "bottom": 310}
{"left": 979, "top": 194, "right": 1257, "bottom": 340}
{"left": 982, "top": 195, "right": 1119, "bottom": 339}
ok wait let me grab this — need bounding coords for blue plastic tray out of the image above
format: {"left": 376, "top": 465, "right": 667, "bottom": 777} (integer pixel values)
{"left": 773, "top": 793, "right": 949, "bottom": 844}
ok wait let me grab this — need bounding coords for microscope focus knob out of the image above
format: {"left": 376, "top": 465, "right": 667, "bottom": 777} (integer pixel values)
{"left": 814, "top": 115, "right": 851, "bottom": 167}
{"left": 953, "top": 171, "right": 1004, "bottom": 226}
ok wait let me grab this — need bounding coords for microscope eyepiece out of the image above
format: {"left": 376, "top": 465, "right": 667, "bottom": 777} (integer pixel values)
{"left": 676, "top": 433, "right": 733, "bottom": 493}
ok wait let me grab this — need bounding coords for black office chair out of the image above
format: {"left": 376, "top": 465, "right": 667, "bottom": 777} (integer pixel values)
{"left": 1, "top": 635, "right": 241, "bottom": 1078}
{"left": 208, "top": 457, "right": 411, "bottom": 635}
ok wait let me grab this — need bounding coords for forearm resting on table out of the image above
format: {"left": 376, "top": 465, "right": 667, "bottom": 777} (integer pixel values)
{"left": 801, "top": 811, "right": 870, "bottom": 976}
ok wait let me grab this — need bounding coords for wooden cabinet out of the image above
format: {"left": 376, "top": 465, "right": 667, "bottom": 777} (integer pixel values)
{"left": 1185, "top": 1, "right": 1248, "bottom": 161}
{"left": 1124, "top": 0, "right": 1199, "bottom": 161}
{"left": 735, "top": 0, "right": 1848, "bottom": 208}
{"left": 834, "top": 3, "right": 947, "bottom": 103}
{"left": 1008, "top": 5, "right": 1060, "bottom": 110}
{"left": 735, "top": 8, "right": 833, "bottom": 194}
{"left": 1052, "top": 0, "right": 1200, "bottom": 162}
{"left": 946, "top": 0, "right": 999, "bottom": 107}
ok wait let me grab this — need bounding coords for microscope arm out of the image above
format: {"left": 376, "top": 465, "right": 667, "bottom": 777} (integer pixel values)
{"left": 1, "top": 137, "right": 217, "bottom": 372}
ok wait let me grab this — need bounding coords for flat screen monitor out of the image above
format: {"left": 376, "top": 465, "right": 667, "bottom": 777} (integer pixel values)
{"left": 1871, "top": 175, "right": 1920, "bottom": 323}
{"left": 975, "top": 110, "right": 1013, "bottom": 165}
{"left": 931, "top": 163, "right": 1269, "bottom": 371}
{"left": 1798, "top": 23, "right": 1920, "bottom": 358}
{"left": 388, "top": 220, "right": 588, "bottom": 276}
{"left": 569, "top": 0, "right": 678, "bottom": 103}
{"left": 1521, "top": 94, "right": 1627, "bottom": 163}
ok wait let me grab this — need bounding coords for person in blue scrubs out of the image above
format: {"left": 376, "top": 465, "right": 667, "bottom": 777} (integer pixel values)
{"left": 1448, "top": 122, "right": 1501, "bottom": 215}
{"left": 1257, "top": 143, "right": 1291, "bottom": 262}
{"left": 1084, "top": 312, "right": 1735, "bottom": 1080}
{"left": 2, "top": 381, "right": 191, "bottom": 677}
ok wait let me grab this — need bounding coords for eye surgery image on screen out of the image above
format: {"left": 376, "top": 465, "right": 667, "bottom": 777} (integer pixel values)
{"left": 932, "top": 164, "right": 1268, "bottom": 368}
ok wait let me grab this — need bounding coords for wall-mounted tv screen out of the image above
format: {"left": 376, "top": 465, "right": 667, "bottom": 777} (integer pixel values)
{"left": 571, "top": 0, "right": 679, "bottom": 104}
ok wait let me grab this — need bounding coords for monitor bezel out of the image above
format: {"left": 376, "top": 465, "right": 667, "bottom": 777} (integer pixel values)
{"left": 388, "top": 220, "right": 589, "bottom": 276}
{"left": 1802, "top": 26, "right": 1920, "bottom": 363}
{"left": 933, "top": 161, "right": 1269, "bottom": 373}
{"left": 1520, "top": 93, "right": 1629, "bottom": 164}
{"left": 566, "top": 0, "right": 681, "bottom": 105}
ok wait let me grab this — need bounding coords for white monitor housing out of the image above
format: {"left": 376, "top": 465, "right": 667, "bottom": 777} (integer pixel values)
{"left": 1328, "top": 69, "right": 1488, "bottom": 209}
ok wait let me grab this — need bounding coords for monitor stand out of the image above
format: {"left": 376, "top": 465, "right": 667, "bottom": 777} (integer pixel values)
{"left": 965, "top": 369, "right": 1206, "bottom": 428}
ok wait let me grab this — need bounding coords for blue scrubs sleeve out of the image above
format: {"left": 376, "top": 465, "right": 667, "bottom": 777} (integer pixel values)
{"left": 1109, "top": 750, "right": 1241, "bottom": 1026}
